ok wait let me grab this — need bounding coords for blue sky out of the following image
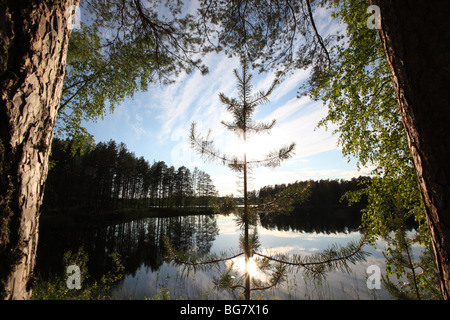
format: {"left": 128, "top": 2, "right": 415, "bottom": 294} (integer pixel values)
{"left": 83, "top": 52, "right": 373, "bottom": 196}
{"left": 82, "top": 4, "right": 374, "bottom": 196}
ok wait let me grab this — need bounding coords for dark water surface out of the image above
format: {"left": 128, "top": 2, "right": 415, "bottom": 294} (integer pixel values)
{"left": 36, "top": 208, "right": 417, "bottom": 299}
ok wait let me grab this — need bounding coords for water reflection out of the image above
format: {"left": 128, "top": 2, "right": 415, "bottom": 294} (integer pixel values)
{"left": 37, "top": 215, "right": 219, "bottom": 280}
{"left": 36, "top": 209, "right": 397, "bottom": 299}
{"left": 259, "top": 206, "right": 363, "bottom": 234}
{"left": 229, "top": 256, "right": 268, "bottom": 282}
{"left": 205, "top": 205, "right": 367, "bottom": 299}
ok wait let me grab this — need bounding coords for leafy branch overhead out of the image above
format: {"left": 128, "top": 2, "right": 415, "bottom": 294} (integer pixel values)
{"left": 196, "top": 0, "right": 335, "bottom": 74}
{"left": 57, "top": 0, "right": 337, "bottom": 153}
{"left": 57, "top": 0, "right": 210, "bottom": 152}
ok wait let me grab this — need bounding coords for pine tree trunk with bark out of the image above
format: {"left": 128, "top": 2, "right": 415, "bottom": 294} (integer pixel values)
{"left": 0, "top": 0, "right": 78, "bottom": 299}
{"left": 370, "top": 0, "right": 450, "bottom": 299}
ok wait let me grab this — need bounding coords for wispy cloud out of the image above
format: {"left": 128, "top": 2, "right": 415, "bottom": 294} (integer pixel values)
{"left": 153, "top": 54, "right": 241, "bottom": 145}
{"left": 80, "top": 3, "right": 362, "bottom": 196}
{"left": 130, "top": 114, "right": 149, "bottom": 139}
{"left": 129, "top": 51, "right": 362, "bottom": 195}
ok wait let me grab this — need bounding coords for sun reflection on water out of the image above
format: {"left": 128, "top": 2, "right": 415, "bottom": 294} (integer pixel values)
{"left": 228, "top": 256, "right": 267, "bottom": 281}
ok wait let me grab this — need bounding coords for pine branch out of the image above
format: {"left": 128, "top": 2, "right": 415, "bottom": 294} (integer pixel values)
{"left": 220, "top": 120, "right": 243, "bottom": 135}
{"left": 253, "top": 233, "right": 369, "bottom": 278}
{"left": 249, "top": 78, "right": 278, "bottom": 106}
{"left": 190, "top": 123, "right": 295, "bottom": 171}
{"left": 305, "top": 0, "right": 331, "bottom": 67}
{"left": 164, "top": 236, "right": 245, "bottom": 267}
{"left": 246, "top": 142, "right": 296, "bottom": 167}
{"left": 251, "top": 272, "right": 286, "bottom": 292}
{"left": 190, "top": 122, "right": 237, "bottom": 165}
{"left": 246, "top": 119, "right": 277, "bottom": 135}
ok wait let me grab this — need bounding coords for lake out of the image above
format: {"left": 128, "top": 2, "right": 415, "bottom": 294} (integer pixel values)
{"left": 36, "top": 208, "right": 420, "bottom": 300}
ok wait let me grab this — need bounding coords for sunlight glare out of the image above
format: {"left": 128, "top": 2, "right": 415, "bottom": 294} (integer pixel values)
{"left": 224, "top": 134, "right": 277, "bottom": 161}
{"left": 246, "top": 257, "right": 259, "bottom": 276}
{"left": 229, "top": 256, "right": 267, "bottom": 281}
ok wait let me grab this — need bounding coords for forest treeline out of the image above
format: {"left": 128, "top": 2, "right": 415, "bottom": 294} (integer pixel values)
{"left": 42, "top": 138, "right": 217, "bottom": 214}
{"left": 255, "top": 177, "right": 369, "bottom": 208}
{"left": 43, "top": 138, "right": 370, "bottom": 216}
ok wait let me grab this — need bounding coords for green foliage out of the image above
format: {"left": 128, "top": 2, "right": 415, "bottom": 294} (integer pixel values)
{"left": 56, "top": 0, "right": 209, "bottom": 153}
{"left": 381, "top": 229, "right": 442, "bottom": 300}
{"left": 32, "top": 247, "right": 124, "bottom": 300}
{"left": 303, "top": 0, "right": 439, "bottom": 298}
{"left": 306, "top": 0, "right": 407, "bottom": 176}
{"left": 306, "top": 0, "right": 404, "bottom": 229}
{"left": 100, "top": 253, "right": 125, "bottom": 293}
{"left": 56, "top": 22, "right": 155, "bottom": 152}
{"left": 196, "top": 0, "right": 336, "bottom": 74}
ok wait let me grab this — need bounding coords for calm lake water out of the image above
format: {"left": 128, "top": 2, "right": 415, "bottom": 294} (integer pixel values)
{"left": 36, "top": 209, "right": 421, "bottom": 300}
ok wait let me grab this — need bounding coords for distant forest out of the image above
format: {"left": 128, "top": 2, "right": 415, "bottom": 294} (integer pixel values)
{"left": 43, "top": 138, "right": 369, "bottom": 216}
{"left": 256, "top": 177, "right": 369, "bottom": 208}
{"left": 255, "top": 178, "right": 370, "bottom": 233}
{"left": 42, "top": 138, "right": 217, "bottom": 214}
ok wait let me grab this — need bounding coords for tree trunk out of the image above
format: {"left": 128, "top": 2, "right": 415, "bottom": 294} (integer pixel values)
{"left": 0, "top": 0, "right": 78, "bottom": 299}
{"left": 369, "top": 0, "right": 450, "bottom": 299}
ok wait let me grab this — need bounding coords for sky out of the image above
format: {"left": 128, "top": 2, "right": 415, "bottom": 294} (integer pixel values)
{"left": 81, "top": 4, "right": 374, "bottom": 197}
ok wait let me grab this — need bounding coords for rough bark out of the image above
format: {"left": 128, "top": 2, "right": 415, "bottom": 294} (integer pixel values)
{"left": 369, "top": 0, "right": 450, "bottom": 299}
{"left": 0, "top": 0, "right": 78, "bottom": 299}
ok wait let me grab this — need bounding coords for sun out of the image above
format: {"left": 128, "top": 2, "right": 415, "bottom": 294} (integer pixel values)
{"left": 224, "top": 133, "right": 277, "bottom": 161}
{"left": 228, "top": 256, "right": 267, "bottom": 281}
{"left": 246, "top": 257, "right": 259, "bottom": 276}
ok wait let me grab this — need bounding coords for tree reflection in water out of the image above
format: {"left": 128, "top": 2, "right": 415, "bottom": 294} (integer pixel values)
{"left": 36, "top": 208, "right": 371, "bottom": 299}
{"left": 36, "top": 215, "right": 220, "bottom": 281}
{"left": 165, "top": 206, "right": 368, "bottom": 300}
